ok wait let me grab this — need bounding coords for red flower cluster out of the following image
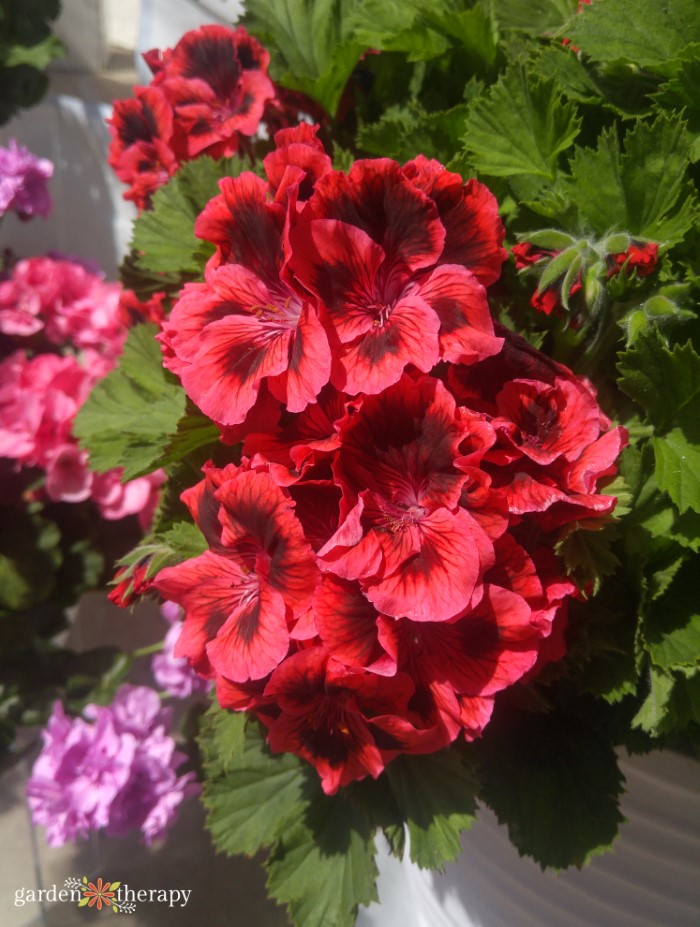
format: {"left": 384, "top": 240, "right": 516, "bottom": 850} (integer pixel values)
{"left": 512, "top": 239, "right": 659, "bottom": 316}
{"left": 108, "top": 25, "right": 275, "bottom": 209}
{"left": 153, "top": 133, "right": 626, "bottom": 794}
{"left": 160, "top": 126, "right": 506, "bottom": 428}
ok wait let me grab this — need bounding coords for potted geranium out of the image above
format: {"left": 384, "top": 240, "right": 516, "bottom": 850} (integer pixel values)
{"left": 27, "top": 1, "right": 700, "bottom": 924}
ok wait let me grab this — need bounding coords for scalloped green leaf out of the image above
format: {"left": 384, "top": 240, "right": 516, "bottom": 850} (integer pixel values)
{"left": 131, "top": 156, "right": 249, "bottom": 274}
{"left": 358, "top": 102, "right": 470, "bottom": 163}
{"left": 652, "top": 44, "right": 700, "bottom": 162}
{"left": 644, "top": 558, "right": 700, "bottom": 672}
{"left": 73, "top": 324, "right": 186, "bottom": 480}
{"left": 561, "top": 113, "right": 697, "bottom": 243}
{"left": 462, "top": 65, "right": 581, "bottom": 182}
{"left": 554, "top": 523, "right": 620, "bottom": 596}
{"left": 617, "top": 331, "right": 700, "bottom": 433}
{"left": 242, "top": 0, "right": 363, "bottom": 114}
{"left": 489, "top": 0, "right": 578, "bottom": 36}
{"left": 477, "top": 708, "right": 625, "bottom": 869}
{"left": 266, "top": 793, "right": 378, "bottom": 927}
{"left": 653, "top": 430, "right": 700, "bottom": 515}
{"left": 200, "top": 708, "right": 310, "bottom": 857}
{"left": 350, "top": 0, "right": 449, "bottom": 60}
{"left": 566, "top": 0, "right": 700, "bottom": 71}
{"left": 386, "top": 750, "right": 478, "bottom": 870}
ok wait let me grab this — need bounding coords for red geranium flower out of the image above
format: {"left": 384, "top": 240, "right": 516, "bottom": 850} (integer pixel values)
{"left": 150, "top": 25, "right": 274, "bottom": 159}
{"left": 161, "top": 174, "right": 331, "bottom": 426}
{"left": 289, "top": 158, "right": 503, "bottom": 394}
{"left": 263, "top": 647, "right": 415, "bottom": 794}
{"left": 318, "top": 374, "right": 494, "bottom": 621}
{"left": 155, "top": 468, "right": 318, "bottom": 682}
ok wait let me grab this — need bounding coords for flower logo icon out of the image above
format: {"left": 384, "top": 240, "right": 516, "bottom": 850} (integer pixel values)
{"left": 74, "top": 877, "right": 127, "bottom": 913}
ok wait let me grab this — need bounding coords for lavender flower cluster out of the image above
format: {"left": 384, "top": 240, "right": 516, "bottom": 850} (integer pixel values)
{"left": 27, "top": 685, "right": 198, "bottom": 847}
{"left": 0, "top": 139, "right": 53, "bottom": 220}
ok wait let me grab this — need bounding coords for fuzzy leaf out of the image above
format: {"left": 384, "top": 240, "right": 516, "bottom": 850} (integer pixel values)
{"left": 562, "top": 113, "right": 697, "bottom": 243}
{"left": 115, "top": 521, "right": 207, "bottom": 586}
{"left": 243, "top": 0, "right": 362, "bottom": 114}
{"left": 566, "top": 0, "right": 700, "bottom": 71}
{"left": 463, "top": 65, "right": 581, "bottom": 182}
{"left": 386, "top": 750, "right": 478, "bottom": 870}
{"left": 555, "top": 523, "right": 620, "bottom": 595}
{"left": 652, "top": 44, "right": 700, "bottom": 162}
{"left": 157, "top": 522, "right": 208, "bottom": 564}
{"left": 617, "top": 331, "right": 700, "bottom": 433}
{"left": 74, "top": 324, "right": 186, "bottom": 480}
{"left": 350, "top": 0, "right": 449, "bottom": 60}
{"left": 441, "top": 5, "right": 499, "bottom": 73}
{"left": 490, "top": 0, "right": 578, "bottom": 35}
{"left": 653, "top": 429, "right": 700, "bottom": 515}
{"left": 632, "top": 665, "right": 675, "bottom": 732}
{"left": 266, "top": 793, "right": 378, "bottom": 927}
{"left": 358, "top": 103, "right": 470, "bottom": 163}
{"left": 477, "top": 708, "right": 625, "bottom": 869}
{"left": 644, "top": 558, "right": 700, "bottom": 672}
{"left": 131, "top": 157, "right": 248, "bottom": 275}
{"left": 200, "top": 708, "right": 310, "bottom": 856}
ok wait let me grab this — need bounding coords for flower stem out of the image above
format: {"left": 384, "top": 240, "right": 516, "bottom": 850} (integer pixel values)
{"left": 132, "top": 641, "right": 165, "bottom": 658}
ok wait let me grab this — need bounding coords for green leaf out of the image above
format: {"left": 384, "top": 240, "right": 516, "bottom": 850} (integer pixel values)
{"left": 632, "top": 664, "right": 675, "bottom": 732}
{"left": 438, "top": 5, "right": 500, "bottom": 75}
{"left": 386, "top": 749, "right": 478, "bottom": 870}
{"left": 358, "top": 103, "right": 470, "bottom": 164}
{"left": 652, "top": 44, "right": 700, "bottom": 162}
{"left": 74, "top": 324, "right": 186, "bottom": 480}
{"left": 115, "top": 521, "right": 207, "bottom": 592}
{"left": 562, "top": 113, "right": 697, "bottom": 243}
{"left": 617, "top": 330, "right": 700, "bottom": 433}
{"left": 653, "top": 429, "right": 700, "bottom": 515}
{"left": 0, "top": 509, "right": 60, "bottom": 612}
{"left": 566, "top": 0, "right": 700, "bottom": 71}
{"left": 644, "top": 558, "right": 700, "bottom": 672}
{"left": 266, "top": 793, "right": 378, "bottom": 927}
{"left": 489, "top": 0, "right": 578, "bottom": 35}
{"left": 201, "top": 702, "right": 247, "bottom": 775}
{"left": 200, "top": 707, "right": 310, "bottom": 856}
{"left": 243, "top": 0, "right": 363, "bottom": 114}
{"left": 554, "top": 522, "right": 620, "bottom": 596}
{"left": 4, "top": 34, "right": 64, "bottom": 68}
{"left": 131, "top": 156, "right": 249, "bottom": 274}
{"left": 159, "top": 412, "right": 221, "bottom": 471}
{"left": 463, "top": 65, "right": 581, "bottom": 183}
{"left": 477, "top": 708, "right": 625, "bottom": 868}
{"left": 518, "top": 228, "right": 577, "bottom": 251}
{"left": 344, "top": 776, "right": 405, "bottom": 858}
{"left": 157, "top": 522, "right": 208, "bottom": 564}
{"left": 350, "top": 0, "right": 449, "bottom": 61}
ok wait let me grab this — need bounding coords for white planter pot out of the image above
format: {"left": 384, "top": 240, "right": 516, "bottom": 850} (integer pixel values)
{"left": 358, "top": 750, "right": 700, "bottom": 927}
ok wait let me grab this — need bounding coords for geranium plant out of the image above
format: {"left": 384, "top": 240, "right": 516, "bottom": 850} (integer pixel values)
{"left": 64, "top": 4, "right": 700, "bottom": 925}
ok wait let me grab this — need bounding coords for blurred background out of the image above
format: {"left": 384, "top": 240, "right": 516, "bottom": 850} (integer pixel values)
{"left": 1, "top": 6, "right": 290, "bottom": 926}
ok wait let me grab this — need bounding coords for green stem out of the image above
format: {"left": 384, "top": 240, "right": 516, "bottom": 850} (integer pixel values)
{"left": 132, "top": 640, "right": 165, "bottom": 658}
{"left": 578, "top": 303, "right": 623, "bottom": 379}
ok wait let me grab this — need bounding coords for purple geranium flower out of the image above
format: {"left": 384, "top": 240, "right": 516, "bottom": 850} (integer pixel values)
{"left": 27, "top": 685, "right": 198, "bottom": 847}
{"left": 152, "top": 601, "right": 212, "bottom": 699}
{"left": 0, "top": 139, "right": 53, "bottom": 219}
